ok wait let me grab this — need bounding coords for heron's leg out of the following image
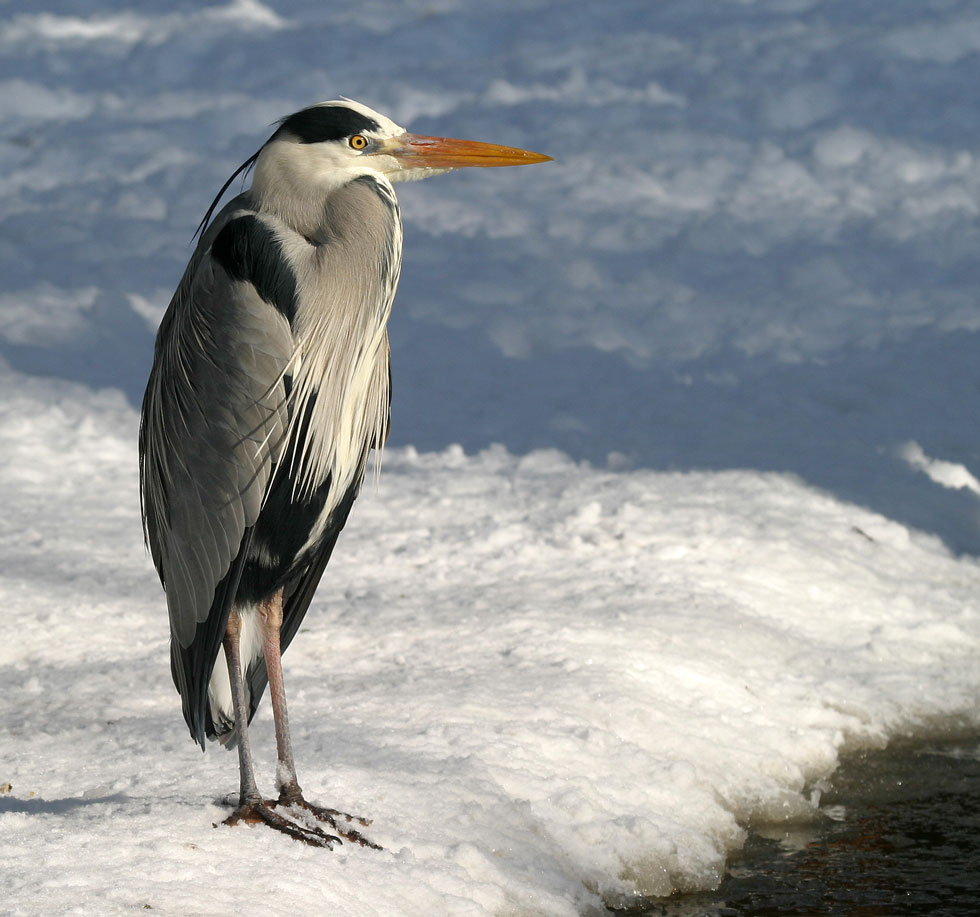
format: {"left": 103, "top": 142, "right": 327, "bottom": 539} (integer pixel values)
{"left": 222, "top": 601, "right": 342, "bottom": 848}
{"left": 257, "top": 589, "right": 302, "bottom": 802}
{"left": 259, "top": 591, "right": 381, "bottom": 850}
{"left": 223, "top": 606, "right": 261, "bottom": 806}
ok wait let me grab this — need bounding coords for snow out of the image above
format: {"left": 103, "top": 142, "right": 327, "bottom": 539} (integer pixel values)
{"left": 2, "top": 1, "right": 979, "bottom": 913}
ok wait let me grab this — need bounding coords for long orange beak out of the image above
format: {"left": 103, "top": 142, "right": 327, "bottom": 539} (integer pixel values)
{"left": 389, "top": 132, "right": 552, "bottom": 169}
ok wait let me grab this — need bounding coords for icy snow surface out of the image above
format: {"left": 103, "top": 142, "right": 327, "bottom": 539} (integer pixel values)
{"left": 2, "top": 1, "right": 980, "bottom": 914}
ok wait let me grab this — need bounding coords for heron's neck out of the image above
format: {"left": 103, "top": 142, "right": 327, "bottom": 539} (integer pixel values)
{"left": 250, "top": 144, "right": 380, "bottom": 239}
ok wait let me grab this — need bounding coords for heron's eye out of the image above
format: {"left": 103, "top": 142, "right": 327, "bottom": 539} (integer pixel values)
{"left": 349, "top": 135, "right": 368, "bottom": 151}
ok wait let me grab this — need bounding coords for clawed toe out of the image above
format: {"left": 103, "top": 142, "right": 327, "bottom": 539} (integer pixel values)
{"left": 276, "top": 795, "right": 381, "bottom": 849}
{"left": 219, "top": 797, "right": 381, "bottom": 850}
{"left": 221, "top": 800, "right": 342, "bottom": 848}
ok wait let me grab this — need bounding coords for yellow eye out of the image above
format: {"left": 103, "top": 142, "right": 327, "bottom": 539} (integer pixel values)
{"left": 349, "top": 134, "right": 368, "bottom": 150}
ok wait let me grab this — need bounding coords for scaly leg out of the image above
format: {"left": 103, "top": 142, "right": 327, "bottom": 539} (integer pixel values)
{"left": 220, "top": 605, "right": 339, "bottom": 848}
{"left": 223, "top": 607, "right": 261, "bottom": 807}
{"left": 260, "top": 589, "right": 302, "bottom": 801}
{"left": 261, "top": 591, "right": 380, "bottom": 849}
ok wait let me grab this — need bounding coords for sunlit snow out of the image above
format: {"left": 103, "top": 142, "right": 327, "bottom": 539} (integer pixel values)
{"left": 2, "top": 2, "right": 980, "bottom": 915}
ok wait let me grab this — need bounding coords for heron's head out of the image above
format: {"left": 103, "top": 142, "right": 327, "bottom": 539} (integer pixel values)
{"left": 254, "top": 99, "right": 551, "bottom": 196}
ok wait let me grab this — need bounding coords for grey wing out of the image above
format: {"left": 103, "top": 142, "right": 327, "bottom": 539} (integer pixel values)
{"left": 139, "top": 229, "right": 293, "bottom": 729}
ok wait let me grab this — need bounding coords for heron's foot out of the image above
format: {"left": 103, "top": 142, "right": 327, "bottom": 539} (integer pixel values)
{"left": 276, "top": 792, "right": 381, "bottom": 849}
{"left": 222, "top": 799, "right": 342, "bottom": 849}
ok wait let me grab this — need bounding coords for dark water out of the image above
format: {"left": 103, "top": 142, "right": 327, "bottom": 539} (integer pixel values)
{"left": 626, "top": 738, "right": 980, "bottom": 917}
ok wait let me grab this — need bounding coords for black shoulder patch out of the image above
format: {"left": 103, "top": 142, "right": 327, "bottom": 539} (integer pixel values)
{"left": 211, "top": 216, "right": 298, "bottom": 323}
{"left": 277, "top": 104, "right": 381, "bottom": 144}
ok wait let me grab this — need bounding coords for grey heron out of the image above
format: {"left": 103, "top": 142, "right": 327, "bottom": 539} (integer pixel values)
{"left": 139, "top": 99, "right": 550, "bottom": 848}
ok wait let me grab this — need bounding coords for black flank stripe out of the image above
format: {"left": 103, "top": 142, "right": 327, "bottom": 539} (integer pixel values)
{"left": 211, "top": 215, "right": 298, "bottom": 323}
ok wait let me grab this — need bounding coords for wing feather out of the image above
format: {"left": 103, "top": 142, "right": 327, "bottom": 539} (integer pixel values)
{"left": 140, "top": 206, "right": 294, "bottom": 741}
